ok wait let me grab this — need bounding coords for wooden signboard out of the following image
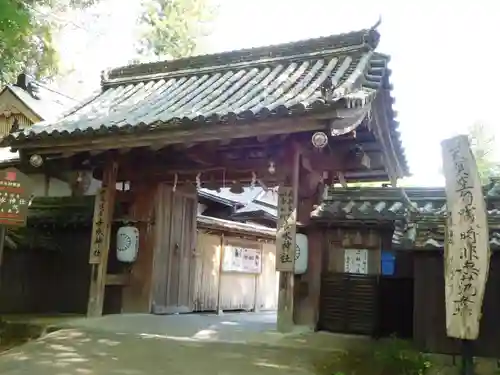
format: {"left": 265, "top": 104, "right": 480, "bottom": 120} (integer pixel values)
{"left": 441, "top": 135, "right": 490, "bottom": 340}
{"left": 276, "top": 186, "right": 296, "bottom": 272}
{"left": 89, "top": 188, "right": 109, "bottom": 264}
{"left": 0, "top": 168, "right": 33, "bottom": 227}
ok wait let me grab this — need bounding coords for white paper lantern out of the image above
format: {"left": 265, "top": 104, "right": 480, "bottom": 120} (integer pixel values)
{"left": 116, "top": 226, "right": 139, "bottom": 263}
{"left": 294, "top": 233, "right": 308, "bottom": 275}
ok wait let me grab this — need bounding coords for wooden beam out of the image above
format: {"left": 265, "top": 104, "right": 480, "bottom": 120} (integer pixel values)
{"left": 15, "top": 117, "right": 327, "bottom": 155}
{"left": 87, "top": 157, "right": 118, "bottom": 317}
{"left": 277, "top": 145, "right": 300, "bottom": 333}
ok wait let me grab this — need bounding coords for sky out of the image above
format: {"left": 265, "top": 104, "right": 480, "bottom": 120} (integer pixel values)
{"left": 54, "top": 0, "right": 500, "bottom": 187}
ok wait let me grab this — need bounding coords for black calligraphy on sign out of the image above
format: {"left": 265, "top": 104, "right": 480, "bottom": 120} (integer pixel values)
{"left": 448, "top": 141, "right": 480, "bottom": 317}
{"left": 89, "top": 188, "right": 107, "bottom": 264}
{"left": 280, "top": 220, "right": 293, "bottom": 264}
{"left": 276, "top": 187, "right": 295, "bottom": 271}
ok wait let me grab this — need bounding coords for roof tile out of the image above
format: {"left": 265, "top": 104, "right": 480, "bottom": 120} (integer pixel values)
{"left": 7, "top": 28, "right": 394, "bottom": 145}
{"left": 312, "top": 185, "right": 500, "bottom": 250}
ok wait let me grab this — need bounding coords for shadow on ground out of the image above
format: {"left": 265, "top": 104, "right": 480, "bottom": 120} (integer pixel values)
{"left": 0, "top": 328, "right": 328, "bottom": 375}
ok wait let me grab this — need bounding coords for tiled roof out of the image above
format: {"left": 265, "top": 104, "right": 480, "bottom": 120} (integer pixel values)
{"left": 231, "top": 188, "right": 278, "bottom": 221}
{"left": 311, "top": 184, "right": 500, "bottom": 221}
{"left": 5, "top": 27, "right": 400, "bottom": 154}
{"left": 392, "top": 217, "right": 500, "bottom": 250}
{"left": 0, "top": 147, "right": 20, "bottom": 164}
{"left": 312, "top": 184, "right": 500, "bottom": 250}
{"left": 6, "top": 83, "right": 76, "bottom": 122}
{"left": 197, "top": 215, "right": 274, "bottom": 238}
{"left": 198, "top": 187, "right": 264, "bottom": 207}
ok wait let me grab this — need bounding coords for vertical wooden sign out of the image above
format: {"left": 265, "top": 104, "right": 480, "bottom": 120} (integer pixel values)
{"left": 89, "top": 187, "right": 108, "bottom": 264}
{"left": 276, "top": 186, "right": 296, "bottom": 272}
{"left": 441, "top": 135, "right": 490, "bottom": 340}
{"left": 276, "top": 145, "right": 300, "bottom": 333}
{"left": 87, "top": 159, "right": 118, "bottom": 317}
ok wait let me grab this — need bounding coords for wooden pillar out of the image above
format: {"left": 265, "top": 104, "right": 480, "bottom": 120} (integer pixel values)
{"left": 216, "top": 233, "right": 224, "bottom": 315}
{"left": 276, "top": 146, "right": 300, "bottom": 333}
{"left": 87, "top": 158, "right": 118, "bottom": 317}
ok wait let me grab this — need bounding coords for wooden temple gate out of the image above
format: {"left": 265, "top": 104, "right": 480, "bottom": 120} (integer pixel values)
{"left": 2, "top": 26, "right": 407, "bottom": 331}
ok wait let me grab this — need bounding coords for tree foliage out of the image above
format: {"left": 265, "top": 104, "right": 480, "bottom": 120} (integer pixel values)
{"left": 0, "top": 0, "right": 99, "bottom": 84}
{"left": 467, "top": 122, "right": 500, "bottom": 184}
{"left": 136, "top": 0, "right": 216, "bottom": 61}
{"left": 1, "top": 0, "right": 215, "bottom": 85}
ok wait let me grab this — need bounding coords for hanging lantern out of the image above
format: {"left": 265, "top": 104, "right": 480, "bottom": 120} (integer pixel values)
{"left": 295, "top": 233, "right": 308, "bottom": 275}
{"left": 268, "top": 160, "right": 276, "bottom": 175}
{"left": 116, "top": 225, "right": 139, "bottom": 263}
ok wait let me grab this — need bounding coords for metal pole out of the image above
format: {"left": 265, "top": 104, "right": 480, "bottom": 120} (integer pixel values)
{"left": 460, "top": 339, "right": 474, "bottom": 375}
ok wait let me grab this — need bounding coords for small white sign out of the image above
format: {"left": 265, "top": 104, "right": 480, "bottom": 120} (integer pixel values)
{"left": 223, "top": 246, "right": 262, "bottom": 274}
{"left": 344, "top": 249, "right": 368, "bottom": 274}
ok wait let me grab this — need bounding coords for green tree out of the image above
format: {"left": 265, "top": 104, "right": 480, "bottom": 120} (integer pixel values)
{"left": 0, "top": 0, "right": 99, "bottom": 84}
{"left": 136, "top": 0, "right": 216, "bottom": 61}
{"left": 467, "top": 122, "right": 499, "bottom": 184}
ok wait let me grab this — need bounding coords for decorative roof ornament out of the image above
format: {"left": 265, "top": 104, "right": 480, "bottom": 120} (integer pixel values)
{"left": 29, "top": 154, "right": 43, "bottom": 168}
{"left": 320, "top": 76, "right": 334, "bottom": 102}
{"left": 370, "top": 15, "right": 382, "bottom": 31}
{"left": 311, "top": 132, "right": 328, "bottom": 149}
{"left": 100, "top": 69, "right": 110, "bottom": 84}
{"left": 363, "top": 16, "right": 382, "bottom": 45}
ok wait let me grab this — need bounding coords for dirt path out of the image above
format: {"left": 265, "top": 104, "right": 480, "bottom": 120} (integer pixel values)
{"left": 0, "top": 328, "right": 326, "bottom": 375}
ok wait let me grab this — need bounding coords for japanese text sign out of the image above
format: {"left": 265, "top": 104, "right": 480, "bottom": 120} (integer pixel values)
{"left": 89, "top": 188, "right": 109, "bottom": 264}
{"left": 441, "top": 135, "right": 490, "bottom": 340}
{"left": 0, "top": 168, "right": 33, "bottom": 227}
{"left": 276, "top": 186, "right": 296, "bottom": 272}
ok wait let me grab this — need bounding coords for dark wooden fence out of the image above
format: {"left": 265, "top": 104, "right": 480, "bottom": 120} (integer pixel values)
{"left": 0, "top": 226, "right": 123, "bottom": 315}
{"left": 318, "top": 272, "right": 414, "bottom": 338}
{"left": 414, "top": 251, "right": 500, "bottom": 358}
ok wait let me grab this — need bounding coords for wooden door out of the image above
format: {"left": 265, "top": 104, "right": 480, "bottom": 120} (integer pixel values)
{"left": 151, "top": 184, "right": 197, "bottom": 314}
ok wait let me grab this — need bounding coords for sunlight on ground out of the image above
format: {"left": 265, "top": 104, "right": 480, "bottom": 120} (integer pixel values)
{"left": 0, "top": 327, "right": 320, "bottom": 374}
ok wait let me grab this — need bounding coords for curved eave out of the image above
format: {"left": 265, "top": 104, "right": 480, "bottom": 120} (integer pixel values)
{"left": 3, "top": 97, "right": 369, "bottom": 147}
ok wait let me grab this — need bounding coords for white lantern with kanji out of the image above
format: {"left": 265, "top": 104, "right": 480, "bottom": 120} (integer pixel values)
{"left": 294, "top": 233, "right": 308, "bottom": 274}
{"left": 116, "top": 225, "right": 139, "bottom": 263}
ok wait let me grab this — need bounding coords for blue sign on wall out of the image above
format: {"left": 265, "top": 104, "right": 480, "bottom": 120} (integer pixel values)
{"left": 381, "top": 251, "right": 396, "bottom": 276}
